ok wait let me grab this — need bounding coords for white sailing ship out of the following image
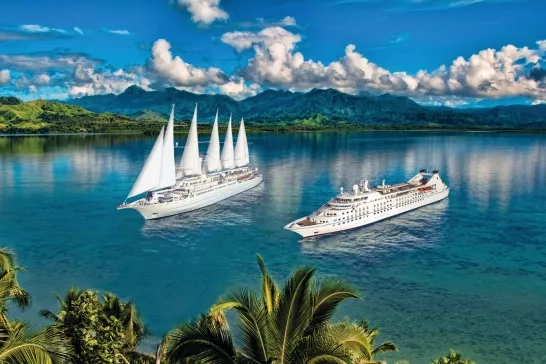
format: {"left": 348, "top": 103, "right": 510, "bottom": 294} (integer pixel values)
{"left": 284, "top": 170, "right": 449, "bottom": 238}
{"left": 118, "top": 104, "right": 263, "bottom": 220}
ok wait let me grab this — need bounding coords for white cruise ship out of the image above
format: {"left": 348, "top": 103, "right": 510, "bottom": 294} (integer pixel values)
{"left": 117, "top": 104, "right": 263, "bottom": 220}
{"left": 284, "top": 170, "right": 449, "bottom": 238}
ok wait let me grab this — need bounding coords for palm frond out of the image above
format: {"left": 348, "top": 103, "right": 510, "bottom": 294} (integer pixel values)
{"left": 0, "top": 323, "right": 73, "bottom": 364}
{"left": 371, "top": 341, "right": 397, "bottom": 356}
{"left": 121, "top": 299, "right": 148, "bottom": 348}
{"left": 124, "top": 350, "right": 156, "bottom": 364}
{"left": 287, "top": 327, "right": 351, "bottom": 364}
{"left": 256, "top": 255, "right": 279, "bottom": 315}
{"left": 101, "top": 293, "right": 148, "bottom": 349}
{"left": 39, "top": 310, "right": 61, "bottom": 323}
{"left": 210, "top": 288, "right": 269, "bottom": 363}
{"left": 0, "top": 269, "right": 31, "bottom": 310}
{"left": 305, "top": 278, "right": 359, "bottom": 336}
{"left": 432, "top": 349, "right": 473, "bottom": 364}
{"left": 328, "top": 321, "right": 374, "bottom": 361}
{"left": 0, "top": 248, "right": 17, "bottom": 273}
{"left": 166, "top": 314, "right": 236, "bottom": 364}
{"left": 270, "top": 266, "right": 315, "bottom": 364}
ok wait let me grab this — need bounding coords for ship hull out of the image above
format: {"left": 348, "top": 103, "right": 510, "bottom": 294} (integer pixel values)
{"left": 285, "top": 187, "right": 449, "bottom": 238}
{"left": 124, "top": 174, "right": 263, "bottom": 220}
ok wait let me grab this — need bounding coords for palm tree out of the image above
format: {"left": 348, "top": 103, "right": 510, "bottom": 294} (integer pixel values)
{"left": 42, "top": 288, "right": 152, "bottom": 362}
{"left": 329, "top": 319, "right": 397, "bottom": 364}
{"left": 102, "top": 292, "right": 149, "bottom": 350}
{"left": 166, "top": 313, "right": 238, "bottom": 363}
{"left": 0, "top": 321, "right": 73, "bottom": 364}
{"left": 432, "top": 350, "right": 474, "bottom": 364}
{"left": 166, "top": 254, "right": 362, "bottom": 364}
{"left": 0, "top": 248, "right": 31, "bottom": 328}
{"left": 0, "top": 248, "right": 73, "bottom": 363}
{"left": 102, "top": 292, "right": 152, "bottom": 363}
{"left": 39, "top": 286, "right": 84, "bottom": 325}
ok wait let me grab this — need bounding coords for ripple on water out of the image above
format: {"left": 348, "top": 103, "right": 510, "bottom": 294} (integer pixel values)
{"left": 1, "top": 132, "right": 545, "bottom": 364}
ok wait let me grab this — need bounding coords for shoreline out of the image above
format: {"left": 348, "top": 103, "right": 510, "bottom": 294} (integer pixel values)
{"left": 2, "top": 126, "right": 546, "bottom": 136}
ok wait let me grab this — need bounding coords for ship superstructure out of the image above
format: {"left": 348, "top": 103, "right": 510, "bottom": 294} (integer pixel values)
{"left": 284, "top": 170, "right": 449, "bottom": 238}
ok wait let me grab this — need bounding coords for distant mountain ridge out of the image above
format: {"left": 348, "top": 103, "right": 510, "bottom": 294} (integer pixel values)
{"left": 63, "top": 85, "right": 546, "bottom": 129}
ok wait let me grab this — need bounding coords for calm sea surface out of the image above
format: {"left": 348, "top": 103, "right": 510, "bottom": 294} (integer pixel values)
{"left": 1, "top": 131, "right": 545, "bottom": 363}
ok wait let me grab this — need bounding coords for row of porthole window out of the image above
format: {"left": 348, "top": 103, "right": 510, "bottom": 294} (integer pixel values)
{"left": 396, "top": 197, "right": 424, "bottom": 207}
{"left": 329, "top": 192, "right": 427, "bottom": 221}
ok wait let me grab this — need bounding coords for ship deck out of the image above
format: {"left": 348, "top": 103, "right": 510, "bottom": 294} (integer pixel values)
{"left": 295, "top": 218, "right": 318, "bottom": 227}
{"left": 375, "top": 179, "right": 427, "bottom": 195}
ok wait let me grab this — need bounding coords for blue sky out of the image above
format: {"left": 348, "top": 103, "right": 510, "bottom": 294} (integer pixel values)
{"left": 0, "top": 0, "right": 545, "bottom": 107}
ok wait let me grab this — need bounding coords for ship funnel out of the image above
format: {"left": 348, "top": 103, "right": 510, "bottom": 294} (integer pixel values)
{"left": 352, "top": 184, "right": 359, "bottom": 195}
{"left": 364, "top": 180, "right": 369, "bottom": 192}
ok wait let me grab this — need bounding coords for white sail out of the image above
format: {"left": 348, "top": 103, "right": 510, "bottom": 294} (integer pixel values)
{"left": 205, "top": 109, "right": 221, "bottom": 173}
{"left": 221, "top": 114, "right": 235, "bottom": 170}
{"left": 244, "top": 120, "right": 249, "bottom": 165}
{"left": 127, "top": 126, "right": 165, "bottom": 199}
{"left": 157, "top": 104, "right": 176, "bottom": 189}
{"left": 234, "top": 117, "right": 249, "bottom": 167}
{"left": 177, "top": 104, "right": 201, "bottom": 178}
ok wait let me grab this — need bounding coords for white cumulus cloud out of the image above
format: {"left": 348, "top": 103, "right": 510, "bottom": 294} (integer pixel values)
{"left": 149, "top": 39, "right": 262, "bottom": 99}
{"left": 0, "top": 69, "right": 10, "bottom": 84}
{"left": 34, "top": 73, "right": 51, "bottom": 85}
{"left": 151, "top": 38, "right": 227, "bottom": 86}
{"left": 69, "top": 65, "right": 152, "bottom": 97}
{"left": 280, "top": 16, "right": 297, "bottom": 26}
{"left": 220, "top": 26, "right": 546, "bottom": 100}
{"left": 174, "top": 0, "right": 228, "bottom": 25}
{"left": 218, "top": 77, "right": 262, "bottom": 100}
{"left": 176, "top": 0, "right": 229, "bottom": 25}
{"left": 3, "top": 25, "right": 545, "bottom": 105}
{"left": 221, "top": 26, "right": 301, "bottom": 53}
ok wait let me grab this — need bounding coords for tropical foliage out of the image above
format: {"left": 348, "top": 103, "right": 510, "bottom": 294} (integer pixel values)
{"left": 0, "top": 99, "right": 163, "bottom": 134}
{"left": 0, "top": 248, "right": 31, "bottom": 329}
{"left": 0, "top": 247, "right": 73, "bottom": 364}
{"left": 164, "top": 255, "right": 397, "bottom": 364}
{"left": 432, "top": 350, "right": 474, "bottom": 364}
{"left": 0, "top": 96, "right": 22, "bottom": 105}
{"left": 41, "top": 289, "right": 152, "bottom": 364}
{"left": 0, "top": 246, "right": 476, "bottom": 363}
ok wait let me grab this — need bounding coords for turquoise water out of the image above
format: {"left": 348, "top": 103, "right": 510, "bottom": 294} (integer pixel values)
{"left": 1, "top": 132, "right": 545, "bottom": 363}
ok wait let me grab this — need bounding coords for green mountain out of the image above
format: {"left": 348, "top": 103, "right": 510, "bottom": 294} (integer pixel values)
{"left": 0, "top": 97, "right": 160, "bottom": 133}
{"left": 63, "top": 85, "right": 546, "bottom": 129}
{"left": 129, "top": 109, "right": 169, "bottom": 122}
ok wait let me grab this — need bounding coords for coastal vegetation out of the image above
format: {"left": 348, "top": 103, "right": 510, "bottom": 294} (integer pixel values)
{"left": 63, "top": 86, "right": 546, "bottom": 130}
{"left": 0, "top": 245, "right": 475, "bottom": 363}
{"left": 0, "top": 97, "right": 162, "bottom": 134}
{"left": 2, "top": 85, "right": 546, "bottom": 134}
